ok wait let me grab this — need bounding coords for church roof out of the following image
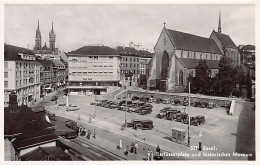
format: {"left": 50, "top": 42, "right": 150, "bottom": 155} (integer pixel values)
{"left": 166, "top": 29, "right": 222, "bottom": 54}
{"left": 68, "top": 45, "right": 119, "bottom": 55}
{"left": 213, "top": 31, "right": 237, "bottom": 49}
{"left": 179, "top": 58, "right": 220, "bottom": 69}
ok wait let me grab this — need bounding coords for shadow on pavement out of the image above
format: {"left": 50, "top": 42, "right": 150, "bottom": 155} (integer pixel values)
{"left": 234, "top": 102, "right": 255, "bottom": 160}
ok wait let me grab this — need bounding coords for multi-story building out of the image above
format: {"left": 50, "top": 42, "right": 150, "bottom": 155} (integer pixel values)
{"left": 51, "top": 59, "right": 66, "bottom": 88}
{"left": 39, "top": 59, "right": 55, "bottom": 95}
{"left": 4, "top": 44, "right": 41, "bottom": 106}
{"left": 67, "top": 45, "right": 121, "bottom": 95}
{"left": 117, "top": 46, "right": 141, "bottom": 86}
{"left": 140, "top": 52, "right": 153, "bottom": 75}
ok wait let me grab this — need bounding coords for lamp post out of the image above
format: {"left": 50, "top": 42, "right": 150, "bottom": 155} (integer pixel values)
{"left": 125, "top": 90, "right": 127, "bottom": 129}
{"left": 188, "top": 81, "right": 191, "bottom": 147}
{"left": 94, "top": 93, "right": 97, "bottom": 118}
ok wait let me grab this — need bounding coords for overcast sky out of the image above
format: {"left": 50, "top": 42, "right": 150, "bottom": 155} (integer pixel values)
{"left": 4, "top": 4, "right": 255, "bottom": 53}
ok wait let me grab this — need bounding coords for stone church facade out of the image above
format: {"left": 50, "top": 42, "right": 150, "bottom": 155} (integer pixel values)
{"left": 147, "top": 15, "right": 240, "bottom": 92}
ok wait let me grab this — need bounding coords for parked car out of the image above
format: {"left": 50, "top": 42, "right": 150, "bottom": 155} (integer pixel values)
{"left": 131, "top": 96, "right": 140, "bottom": 101}
{"left": 67, "top": 105, "right": 80, "bottom": 111}
{"left": 156, "top": 112, "right": 166, "bottom": 119}
{"left": 195, "top": 115, "right": 205, "bottom": 125}
{"left": 176, "top": 112, "right": 187, "bottom": 122}
{"left": 162, "top": 99, "right": 171, "bottom": 104}
{"left": 51, "top": 96, "right": 58, "bottom": 101}
{"left": 127, "top": 119, "right": 141, "bottom": 127}
{"left": 64, "top": 132, "right": 77, "bottom": 139}
{"left": 65, "top": 120, "right": 77, "bottom": 128}
{"left": 140, "top": 120, "right": 154, "bottom": 130}
{"left": 155, "top": 98, "right": 163, "bottom": 104}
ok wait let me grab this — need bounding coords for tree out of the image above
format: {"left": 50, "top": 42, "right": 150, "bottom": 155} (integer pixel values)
{"left": 215, "top": 56, "right": 240, "bottom": 96}
{"left": 191, "top": 60, "right": 210, "bottom": 94}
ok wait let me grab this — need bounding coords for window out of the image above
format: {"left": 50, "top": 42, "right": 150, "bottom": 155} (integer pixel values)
{"left": 126, "top": 63, "right": 127, "bottom": 67}
{"left": 181, "top": 51, "right": 183, "bottom": 58}
{"left": 4, "top": 72, "right": 8, "bottom": 78}
{"left": 109, "top": 56, "right": 113, "bottom": 59}
{"left": 211, "top": 54, "right": 213, "bottom": 60}
{"left": 130, "top": 63, "right": 132, "bottom": 67}
{"left": 137, "top": 58, "right": 139, "bottom": 62}
{"left": 187, "top": 52, "right": 190, "bottom": 58}
{"left": 134, "top": 58, "right": 135, "bottom": 62}
{"left": 194, "top": 52, "right": 196, "bottom": 59}
{"left": 200, "top": 54, "right": 202, "bottom": 59}
{"left": 164, "top": 38, "right": 166, "bottom": 45}
{"left": 179, "top": 70, "right": 183, "bottom": 85}
{"left": 4, "top": 81, "right": 8, "bottom": 88}
{"left": 130, "top": 58, "right": 132, "bottom": 62}
{"left": 4, "top": 62, "right": 8, "bottom": 68}
{"left": 126, "top": 57, "right": 128, "bottom": 61}
{"left": 134, "top": 63, "right": 135, "bottom": 68}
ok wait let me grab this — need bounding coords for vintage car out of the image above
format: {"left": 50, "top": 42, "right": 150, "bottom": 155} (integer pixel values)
{"left": 155, "top": 98, "right": 163, "bottom": 104}
{"left": 67, "top": 105, "right": 80, "bottom": 111}
{"left": 140, "top": 120, "right": 154, "bottom": 130}
{"left": 156, "top": 112, "right": 166, "bottom": 119}
{"left": 64, "top": 132, "right": 78, "bottom": 139}
{"left": 139, "top": 109, "right": 149, "bottom": 115}
{"left": 162, "top": 99, "right": 171, "bottom": 104}
{"left": 127, "top": 119, "right": 141, "bottom": 127}
{"left": 51, "top": 96, "right": 58, "bottom": 101}
{"left": 176, "top": 112, "right": 187, "bottom": 122}
{"left": 195, "top": 115, "right": 205, "bottom": 125}
{"left": 131, "top": 96, "right": 140, "bottom": 101}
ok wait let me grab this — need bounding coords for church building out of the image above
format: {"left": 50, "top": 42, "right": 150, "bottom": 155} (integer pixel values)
{"left": 147, "top": 13, "right": 240, "bottom": 92}
{"left": 32, "top": 20, "right": 58, "bottom": 55}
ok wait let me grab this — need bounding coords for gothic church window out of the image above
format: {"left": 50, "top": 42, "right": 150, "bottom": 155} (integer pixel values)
{"left": 179, "top": 70, "right": 183, "bottom": 85}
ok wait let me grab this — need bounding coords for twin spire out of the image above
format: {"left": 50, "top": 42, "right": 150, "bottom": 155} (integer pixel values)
{"left": 36, "top": 20, "right": 55, "bottom": 34}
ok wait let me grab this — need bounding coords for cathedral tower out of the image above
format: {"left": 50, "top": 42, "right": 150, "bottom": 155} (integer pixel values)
{"left": 49, "top": 22, "right": 56, "bottom": 52}
{"left": 34, "top": 20, "right": 42, "bottom": 50}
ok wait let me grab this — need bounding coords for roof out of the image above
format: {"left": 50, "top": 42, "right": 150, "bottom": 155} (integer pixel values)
{"left": 13, "top": 133, "right": 58, "bottom": 150}
{"left": 214, "top": 31, "right": 237, "bottom": 49}
{"left": 166, "top": 29, "right": 222, "bottom": 54}
{"left": 21, "top": 146, "right": 71, "bottom": 161}
{"left": 68, "top": 45, "right": 119, "bottom": 55}
{"left": 51, "top": 59, "right": 65, "bottom": 68}
{"left": 4, "top": 105, "right": 54, "bottom": 136}
{"left": 179, "top": 58, "right": 220, "bottom": 69}
{"left": 4, "top": 44, "right": 35, "bottom": 60}
{"left": 241, "top": 45, "right": 255, "bottom": 51}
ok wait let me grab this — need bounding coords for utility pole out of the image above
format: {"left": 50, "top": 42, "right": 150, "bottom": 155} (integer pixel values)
{"left": 125, "top": 90, "right": 127, "bottom": 129}
{"left": 188, "top": 81, "right": 191, "bottom": 147}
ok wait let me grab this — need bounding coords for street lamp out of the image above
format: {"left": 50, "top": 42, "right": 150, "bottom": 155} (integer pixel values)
{"left": 187, "top": 81, "right": 191, "bottom": 147}
{"left": 125, "top": 90, "right": 128, "bottom": 129}
{"left": 94, "top": 93, "right": 97, "bottom": 118}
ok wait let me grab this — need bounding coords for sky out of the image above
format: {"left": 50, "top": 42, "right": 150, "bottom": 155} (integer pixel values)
{"left": 4, "top": 4, "right": 255, "bottom": 53}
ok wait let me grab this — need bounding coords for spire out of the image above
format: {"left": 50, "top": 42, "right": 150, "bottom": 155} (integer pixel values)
{"left": 51, "top": 22, "right": 54, "bottom": 31}
{"left": 163, "top": 22, "right": 166, "bottom": 28}
{"left": 37, "top": 19, "right": 40, "bottom": 30}
{"left": 218, "top": 11, "right": 221, "bottom": 33}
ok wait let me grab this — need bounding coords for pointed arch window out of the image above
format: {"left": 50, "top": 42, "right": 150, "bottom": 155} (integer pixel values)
{"left": 179, "top": 70, "right": 183, "bottom": 85}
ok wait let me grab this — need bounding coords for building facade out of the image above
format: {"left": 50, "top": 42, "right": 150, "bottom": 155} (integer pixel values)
{"left": 117, "top": 46, "right": 141, "bottom": 86}
{"left": 140, "top": 52, "right": 152, "bottom": 75}
{"left": 67, "top": 46, "right": 121, "bottom": 95}
{"left": 4, "top": 44, "right": 41, "bottom": 106}
{"left": 51, "top": 59, "right": 66, "bottom": 88}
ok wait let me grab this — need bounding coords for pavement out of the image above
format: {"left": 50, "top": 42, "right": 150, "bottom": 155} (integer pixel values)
{"left": 32, "top": 88, "right": 255, "bottom": 161}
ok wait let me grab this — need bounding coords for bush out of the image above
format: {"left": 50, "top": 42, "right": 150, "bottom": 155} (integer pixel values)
{"left": 232, "top": 89, "right": 241, "bottom": 98}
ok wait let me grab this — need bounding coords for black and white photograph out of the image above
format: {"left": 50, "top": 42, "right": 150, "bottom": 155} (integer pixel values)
{"left": 2, "top": 2, "right": 257, "bottom": 162}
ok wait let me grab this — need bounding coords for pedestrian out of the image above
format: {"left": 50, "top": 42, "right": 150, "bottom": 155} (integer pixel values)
{"left": 55, "top": 100, "right": 57, "bottom": 104}
{"left": 147, "top": 149, "right": 150, "bottom": 161}
{"left": 87, "top": 130, "right": 91, "bottom": 139}
{"left": 156, "top": 144, "right": 160, "bottom": 157}
{"left": 131, "top": 142, "right": 134, "bottom": 153}
{"left": 93, "top": 129, "right": 96, "bottom": 139}
{"left": 150, "top": 151, "right": 153, "bottom": 161}
{"left": 134, "top": 142, "right": 138, "bottom": 154}
{"left": 119, "top": 139, "right": 122, "bottom": 149}
{"left": 124, "top": 146, "right": 129, "bottom": 156}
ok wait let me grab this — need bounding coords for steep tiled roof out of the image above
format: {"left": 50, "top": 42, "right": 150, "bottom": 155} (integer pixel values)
{"left": 214, "top": 31, "right": 237, "bottom": 49}
{"left": 21, "top": 146, "right": 71, "bottom": 161}
{"left": 166, "top": 29, "right": 222, "bottom": 54}
{"left": 241, "top": 45, "right": 255, "bottom": 51}
{"left": 179, "top": 58, "right": 220, "bottom": 69}
{"left": 51, "top": 59, "right": 65, "bottom": 68}
{"left": 13, "top": 132, "right": 58, "bottom": 150}
{"left": 4, "top": 105, "right": 54, "bottom": 136}
{"left": 4, "top": 44, "right": 34, "bottom": 60}
{"left": 68, "top": 46, "right": 119, "bottom": 55}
